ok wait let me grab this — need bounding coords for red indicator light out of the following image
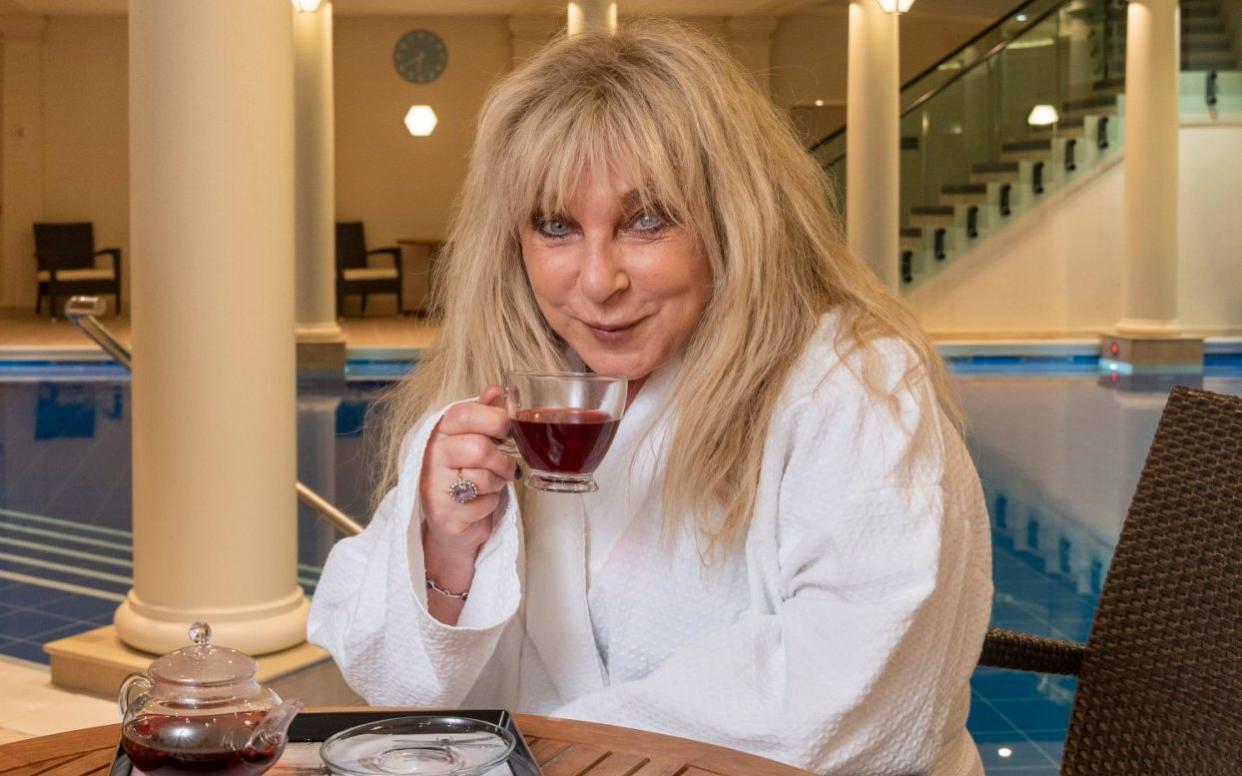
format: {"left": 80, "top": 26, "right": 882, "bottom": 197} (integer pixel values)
{"left": 1109, "top": 342, "right": 1120, "bottom": 356}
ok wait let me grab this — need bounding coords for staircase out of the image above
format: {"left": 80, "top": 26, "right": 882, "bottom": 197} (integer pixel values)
{"left": 813, "top": 0, "right": 1242, "bottom": 287}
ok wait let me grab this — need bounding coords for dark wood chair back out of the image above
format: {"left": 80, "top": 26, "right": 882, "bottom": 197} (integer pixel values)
{"left": 34, "top": 223, "right": 95, "bottom": 271}
{"left": 1058, "top": 385, "right": 1242, "bottom": 772}
{"left": 336, "top": 222, "right": 369, "bottom": 272}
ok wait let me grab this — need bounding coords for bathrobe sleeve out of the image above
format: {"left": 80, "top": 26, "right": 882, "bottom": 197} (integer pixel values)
{"left": 553, "top": 359, "right": 992, "bottom": 774}
{"left": 307, "top": 402, "right": 524, "bottom": 707}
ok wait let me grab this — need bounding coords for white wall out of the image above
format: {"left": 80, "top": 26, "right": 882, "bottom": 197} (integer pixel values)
{"left": 334, "top": 16, "right": 512, "bottom": 255}
{"left": 42, "top": 16, "right": 129, "bottom": 304}
{"left": 905, "top": 124, "right": 1242, "bottom": 336}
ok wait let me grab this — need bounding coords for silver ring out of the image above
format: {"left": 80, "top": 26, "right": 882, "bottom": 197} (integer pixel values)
{"left": 448, "top": 470, "right": 479, "bottom": 504}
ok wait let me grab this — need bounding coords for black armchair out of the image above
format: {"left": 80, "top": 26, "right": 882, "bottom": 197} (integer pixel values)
{"left": 34, "top": 223, "right": 122, "bottom": 318}
{"left": 336, "top": 222, "right": 402, "bottom": 317}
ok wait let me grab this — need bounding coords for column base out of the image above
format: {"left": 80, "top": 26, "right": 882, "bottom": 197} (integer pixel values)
{"left": 1099, "top": 332, "right": 1204, "bottom": 376}
{"left": 296, "top": 325, "right": 346, "bottom": 378}
{"left": 44, "top": 625, "right": 362, "bottom": 705}
{"left": 114, "top": 588, "right": 310, "bottom": 655}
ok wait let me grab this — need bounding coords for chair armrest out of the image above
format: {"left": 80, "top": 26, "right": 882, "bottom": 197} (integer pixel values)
{"left": 94, "top": 247, "right": 122, "bottom": 273}
{"left": 366, "top": 246, "right": 402, "bottom": 267}
{"left": 977, "top": 628, "right": 1086, "bottom": 675}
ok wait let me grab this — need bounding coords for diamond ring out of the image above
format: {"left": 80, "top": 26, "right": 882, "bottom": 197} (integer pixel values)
{"left": 448, "top": 470, "right": 479, "bottom": 504}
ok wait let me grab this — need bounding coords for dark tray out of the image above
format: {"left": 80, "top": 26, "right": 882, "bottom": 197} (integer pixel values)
{"left": 109, "top": 709, "right": 542, "bottom": 776}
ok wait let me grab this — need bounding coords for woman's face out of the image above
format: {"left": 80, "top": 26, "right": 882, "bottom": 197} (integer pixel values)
{"left": 519, "top": 171, "right": 712, "bottom": 387}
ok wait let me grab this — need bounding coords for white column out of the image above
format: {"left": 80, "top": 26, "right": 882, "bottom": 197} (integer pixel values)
{"left": 119, "top": 0, "right": 306, "bottom": 655}
{"left": 294, "top": 3, "right": 341, "bottom": 341}
{"left": 0, "top": 16, "right": 46, "bottom": 311}
{"left": 846, "top": 0, "right": 901, "bottom": 289}
{"left": 567, "top": 0, "right": 617, "bottom": 35}
{"left": 725, "top": 17, "right": 778, "bottom": 97}
{"left": 1116, "top": 0, "right": 1180, "bottom": 335}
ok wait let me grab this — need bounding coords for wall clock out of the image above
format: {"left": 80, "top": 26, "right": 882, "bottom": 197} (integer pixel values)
{"left": 393, "top": 29, "right": 447, "bottom": 85}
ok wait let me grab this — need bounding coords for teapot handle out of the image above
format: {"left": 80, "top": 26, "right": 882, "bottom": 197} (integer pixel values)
{"left": 117, "top": 673, "right": 154, "bottom": 718}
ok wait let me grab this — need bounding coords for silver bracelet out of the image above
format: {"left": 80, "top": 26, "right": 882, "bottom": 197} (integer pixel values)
{"left": 425, "top": 574, "right": 469, "bottom": 601}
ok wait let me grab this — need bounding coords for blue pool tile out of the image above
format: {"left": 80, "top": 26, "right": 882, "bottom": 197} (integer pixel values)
{"left": 0, "top": 608, "right": 78, "bottom": 640}
{"left": 37, "top": 593, "right": 120, "bottom": 622}
{"left": 35, "top": 620, "right": 99, "bottom": 642}
{"left": 990, "top": 698, "right": 1073, "bottom": 734}
{"left": 0, "top": 583, "right": 73, "bottom": 609}
{"left": 0, "top": 638, "right": 50, "bottom": 664}
{"left": 967, "top": 699, "right": 1019, "bottom": 735}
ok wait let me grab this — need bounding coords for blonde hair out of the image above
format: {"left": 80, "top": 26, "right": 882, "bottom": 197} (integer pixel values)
{"left": 374, "top": 20, "right": 958, "bottom": 555}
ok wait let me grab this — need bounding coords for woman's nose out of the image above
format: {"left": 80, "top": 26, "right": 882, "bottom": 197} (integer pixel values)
{"left": 578, "top": 237, "right": 629, "bottom": 303}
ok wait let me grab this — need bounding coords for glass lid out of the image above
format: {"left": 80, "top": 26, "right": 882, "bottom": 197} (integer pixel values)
{"left": 321, "top": 716, "right": 516, "bottom": 776}
{"left": 147, "top": 621, "right": 258, "bottom": 686}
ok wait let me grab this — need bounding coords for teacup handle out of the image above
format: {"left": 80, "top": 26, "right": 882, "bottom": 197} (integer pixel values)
{"left": 117, "top": 673, "right": 154, "bottom": 718}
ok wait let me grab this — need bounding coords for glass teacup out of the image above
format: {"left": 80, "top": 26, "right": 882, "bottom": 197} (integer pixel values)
{"left": 502, "top": 372, "right": 627, "bottom": 493}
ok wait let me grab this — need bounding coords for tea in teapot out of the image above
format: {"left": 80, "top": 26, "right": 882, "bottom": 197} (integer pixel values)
{"left": 117, "top": 622, "right": 302, "bottom": 776}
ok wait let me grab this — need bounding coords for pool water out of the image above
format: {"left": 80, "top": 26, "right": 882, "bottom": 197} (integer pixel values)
{"left": 2, "top": 364, "right": 1240, "bottom": 775}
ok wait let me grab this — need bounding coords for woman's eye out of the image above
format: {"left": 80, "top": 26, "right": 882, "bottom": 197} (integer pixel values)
{"left": 631, "top": 211, "right": 666, "bottom": 232}
{"left": 537, "top": 218, "right": 572, "bottom": 238}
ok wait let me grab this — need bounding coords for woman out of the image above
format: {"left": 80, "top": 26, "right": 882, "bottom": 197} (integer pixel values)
{"left": 309, "top": 21, "right": 992, "bottom": 775}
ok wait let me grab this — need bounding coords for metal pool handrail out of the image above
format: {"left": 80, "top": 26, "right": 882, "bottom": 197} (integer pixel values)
{"left": 64, "top": 295, "right": 364, "bottom": 538}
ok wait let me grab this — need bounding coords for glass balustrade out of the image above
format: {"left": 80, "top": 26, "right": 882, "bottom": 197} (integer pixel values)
{"left": 811, "top": 0, "right": 1241, "bottom": 283}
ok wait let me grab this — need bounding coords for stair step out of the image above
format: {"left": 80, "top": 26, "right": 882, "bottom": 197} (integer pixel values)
{"left": 1031, "top": 116, "right": 1085, "bottom": 136}
{"left": 1092, "top": 78, "right": 1125, "bottom": 92}
{"left": 911, "top": 205, "right": 954, "bottom": 216}
{"left": 970, "top": 161, "right": 1022, "bottom": 183}
{"left": 1002, "top": 139, "right": 1053, "bottom": 153}
{"left": 1183, "top": 52, "right": 1239, "bottom": 68}
{"left": 1063, "top": 95, "right": 1118, "bottom": 112}
{"left": 1184, "top": 39, "right": 1235, "bottom": 53}
{"left": 1183, "top": 19, "right": 1225, "bottom": 33}
{"left": 942, "top": 183, "right": 987, "bottom": 195}
{"left": 909, "top": 205, "right": 957, "bottom": 228}
{"left": 1183, "top": 32, "right": 1233, "bottom": 46}
{"left": 900, "top": 227, "right": 922, "bottom": 238}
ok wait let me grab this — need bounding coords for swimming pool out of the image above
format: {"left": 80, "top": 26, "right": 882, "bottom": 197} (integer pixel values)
{"left": 2, "top": 361, "right": 1240, "bottom": 775}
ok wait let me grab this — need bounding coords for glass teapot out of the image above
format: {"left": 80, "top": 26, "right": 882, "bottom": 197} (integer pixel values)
{"left": 117, "top": 622, "right": 303, "bottom": 776}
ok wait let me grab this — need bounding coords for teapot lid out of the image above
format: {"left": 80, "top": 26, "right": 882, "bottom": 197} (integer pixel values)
{"left": 148, "top": 622, "right": 257, "bottom": 686}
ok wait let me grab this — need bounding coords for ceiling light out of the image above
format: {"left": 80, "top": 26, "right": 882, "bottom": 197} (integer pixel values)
{"left": 815, "top": 99, "right": 825, "bottom": 107}
{"left": 1028, "top": 104, "right": 1059, "bottom": 126}
{"left": 875, "top": 0, "right": 916, "bottom": 13}
{"left": 404, "top": 105, "right": 438, "bottom": 137}
{"left": 1016, "top": 13, "right": 1028, "bottom": 21}
{"left": 291, "top": 0, "right": 326, "bottom": 11}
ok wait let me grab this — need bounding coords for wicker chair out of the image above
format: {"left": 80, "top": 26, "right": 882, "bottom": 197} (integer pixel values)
{"left": 34, "top": 222, "right": 122, "bottom": 318}
{"left": 977, "top": 385, "right": 1242, "bottom": 773}
{"left": 336, "top": 222, "right": 402, "bottom": 317}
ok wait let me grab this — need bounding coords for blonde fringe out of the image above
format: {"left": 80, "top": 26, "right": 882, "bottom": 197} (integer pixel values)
{"left": 370, "top": 20, "right": 960, "bottom": 559}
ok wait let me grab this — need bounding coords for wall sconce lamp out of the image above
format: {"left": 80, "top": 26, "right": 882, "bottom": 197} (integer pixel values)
{"left": 404, "top": 105, "right": 438, "bottom": 137}
{"left": 1027, "top": 104, "right": 1059, "bottom": 127}
{"left": 291, "top": 0, "right": 327, "bottom": 12}
{"left": 875, "top": 0, "right": 916, "bottom": 14}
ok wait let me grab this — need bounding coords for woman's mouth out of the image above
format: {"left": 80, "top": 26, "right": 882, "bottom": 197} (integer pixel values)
{"left": 584, "top": 316, "right": 647, "bottom": 343}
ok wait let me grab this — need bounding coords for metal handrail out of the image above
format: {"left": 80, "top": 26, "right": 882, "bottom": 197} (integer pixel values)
{"left": 65, "top": 295, "right": 364, "bottom": 538}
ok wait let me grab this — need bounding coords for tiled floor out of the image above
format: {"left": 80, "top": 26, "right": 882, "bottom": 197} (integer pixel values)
{"left": 0, "top": 655, "right": 116, "bottom": 742}
{"left": 3, "top": 358, "right": 1241, "bottom": 769}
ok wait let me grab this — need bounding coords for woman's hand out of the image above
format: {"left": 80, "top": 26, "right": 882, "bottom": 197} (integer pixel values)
{"left": 419, "top": 386, "right": 518, "bottom": 623}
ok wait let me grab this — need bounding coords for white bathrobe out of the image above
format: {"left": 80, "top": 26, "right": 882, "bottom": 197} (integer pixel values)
{"left": 308, "top": 313, "right": 993, "bottom": 775}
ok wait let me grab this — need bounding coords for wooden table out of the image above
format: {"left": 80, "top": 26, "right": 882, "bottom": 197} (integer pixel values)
{"left": 0, "top": 710, "right": 812, "bottom": 776}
